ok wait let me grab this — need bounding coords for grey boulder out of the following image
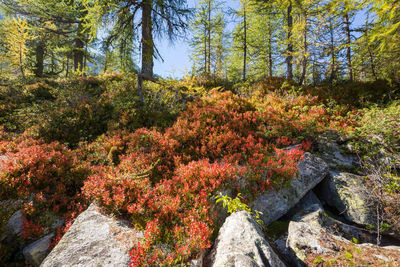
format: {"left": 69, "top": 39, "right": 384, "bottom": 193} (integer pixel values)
{"left": 6, "top": 210, "right": 25, "bottom": 238}
{"left": 287, "top": 205, "right": 399, "bottom": 266}
{"left": 251, "top": 153, "right": 328, "bottom": 226}
{"left": 319, "top": 171, "right": 377, "bottom": 227}
{"left": 23, "top": 233, "right": 54, "bottom": 266}
{"left": 40, "top": 203, "right": 143, "bottom": 267}
{"left": 210, "top": 210, "right": 287, "bottom": 267}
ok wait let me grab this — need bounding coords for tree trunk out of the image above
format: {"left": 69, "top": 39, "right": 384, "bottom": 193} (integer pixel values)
{"left": 299, "top": 16, "right": 308, "bottom": 85}
{"left": 34, "top": 40, "right": 45, "bottom": 77}
{"left": 286, "top": 1, "right": 293, "bottom": 80}
{"left": 344, "top": 13, "right": 353, "bottom": 81}
{"left": 329, "top": 20, "right": 336, "bottom": 84}
{"left": 66, "top": 56, "right": 70, "bottom": 77}
{"left": 268, "top": 18, "right": 273, "bottom": 77}
{"left": 74, "top": 37, "right": 84, "bottom": 72}
{"left": 368, "top": 47, "right": 378, "bottom": 81}
{"left": 204, "top": 27, "right": 207, "bottom": 74}
{"left": 243, "top": 3, "right": 247, "bottom": 81}
{"left": 19, "top": 43, "right": 25, "bottom": 79}
{"left": 138, "top": 0, "right": 154, "bottom": 103}
{"left": 207, "top": 0, "right": 211, "bottom": 74}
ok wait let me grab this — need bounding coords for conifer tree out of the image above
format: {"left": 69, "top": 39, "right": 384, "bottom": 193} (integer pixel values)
{"left": 0, "top": 16, "right": 32, "bottom": 78}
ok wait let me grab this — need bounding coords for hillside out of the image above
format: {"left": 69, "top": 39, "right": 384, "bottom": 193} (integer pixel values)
{"left": 0, "top": 75, "right": 399, "bottom": 266}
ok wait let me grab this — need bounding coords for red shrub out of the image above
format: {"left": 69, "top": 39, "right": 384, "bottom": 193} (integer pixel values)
{"left": 0, "top": 136, "right": 90, "bottom": 242}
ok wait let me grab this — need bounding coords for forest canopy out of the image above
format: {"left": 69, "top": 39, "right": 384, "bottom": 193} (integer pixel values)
{"left": 0, "top": 0, "right": 398, "bottom": 85}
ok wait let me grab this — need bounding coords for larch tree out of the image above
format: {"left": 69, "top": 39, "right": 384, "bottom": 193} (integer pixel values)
{"left": 80, "top": 0, "right": 191, "bottom": 102}
{"left": 190, "top": 0, "right": 227, "bottom": 78}
{"left": 0, "top": 16, "right": 32, "bottom": 78}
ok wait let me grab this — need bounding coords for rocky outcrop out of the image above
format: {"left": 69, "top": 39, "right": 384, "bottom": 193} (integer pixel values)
{"left": 23, "top": 233, "right": 54, "bottom": 266}
{"left": 317, "top": 131, "right": 359, "bottom": 169}
{"left": 319, "top": 171, "right": 377, "bottom": 227}
{"left": 287, "top": 205, "right": 400, "bottom": 266}
{"left": 210, "top": 210, "right": 286, "bottom": 267}
{"left": 41, "top": 203, "right": 143, "bottom": 267}
{"left": 251, "top": 153, "right": 328, "bottom": 226}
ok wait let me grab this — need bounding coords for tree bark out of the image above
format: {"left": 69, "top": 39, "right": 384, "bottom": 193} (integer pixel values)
{"left": 329, "top": 20, "right": 336, "bottom": 84}
{"left": 243, "top": 3, "right": 247, "bottom": 81}
{"left": 286, "top": 1, "right": 293, "bottom": 80}
{"left": 268, "top": 18, "right": 273, "bottom": 77}
{"left": 74, "top": 37, "right": 84, "bottom": 72}
{"left": 34, "top": 40, "right": 45, "bottom": 77}
{"left": 138, "top": 0, "right": 154, "bottom": 103}
{"left": 299, "top": 16, "right": 308, "bottom": 85}
{"left": 207, "top": 0, "right": 211, "bottom": 74}
{"left": 344, "top": 13, "right": 353, "bottom": 81}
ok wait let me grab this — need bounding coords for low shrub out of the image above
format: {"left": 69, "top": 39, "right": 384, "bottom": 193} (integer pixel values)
{"left": 81, "top": 89, "right": 354, "bottom": 265}
{"left": 0, "top": 132, "right": 90, "bottom": 242}
{"left": 349, "top": 101, "right": 400, "bottom": 236}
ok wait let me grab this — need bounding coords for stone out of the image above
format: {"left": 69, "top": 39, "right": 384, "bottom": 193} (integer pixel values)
{"left": 318, "top": 139, "right": 359, "bottom": 169}
{"left": 286, "top": 206, "right": 400, "bottom": 266}
{"left": 6, "top": 210, "right": 25, "bottom": 238}
{"left": 23, "top": 233, "right": 54, "bottom": 266}
{"left": 319, "top": 171, "right": 377, "bottom": 227}
{"left": 273, "top": 233, "right": 292, "bottom": 264}
{"left": 41, "top": 203, "right": 143, "bottom": 267}
{"left": 251, "top": 153, "right": 328, "bottom": 226}
{"left": 210, "top": 210, "right": 287, "bottom": 267}
{"left": 284, "top": 191, "right": 323, "bottom": 219}
{"left": 190, "top": 251, "right": 205, "bottom": 267}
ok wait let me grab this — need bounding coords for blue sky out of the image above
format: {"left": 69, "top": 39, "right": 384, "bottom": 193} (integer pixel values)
{"left": 153, "top": 0, "right": 368, "bottom": 79}
{"left": 154, "top": 0, "right": 240, "bottom": 78}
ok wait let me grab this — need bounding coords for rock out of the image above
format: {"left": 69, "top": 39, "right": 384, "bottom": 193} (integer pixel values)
{"left": 318, "top": 139, "right": 359, "bottom": 169}
{"left": 41, "top": 203, "right": 143, "bottom": 267}
{"left": 274, "top": 233, "right": 292, "bottom": 264}
{"left": 6, "top": 210, "right": 25, "bottom": 238}
{"left": 284, "top": 191, "right": 323, "bottom": 219}
{"left": 210, "top": 210, "right": 287, "bottom": 267}
{"left": 318, "top": 171, "right": 377, "bottom": 227}
{"left": 23, "top": 233, "right": 54, "bottom": 266}
{"left": 251, "top": 153, "right": 328, "bottom": 226}
{"left": 190, "top": 251, "right": 205, "bottom": 267}
{"left": 287, "top": 206, "right": 400, "bottom": 266}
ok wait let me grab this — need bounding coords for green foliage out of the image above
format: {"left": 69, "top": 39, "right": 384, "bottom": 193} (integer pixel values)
{"left": 190, "top": 0, "right": 228, "bottom": 78}
{"left": 304, "top": 80, "right": 397, "bottom": 107}
{"left": 215, "top": 193, "right": 264, "bottom": 226}
{"left": 0, "top": 74, "right": 197, "bottom": 147}
{"left": 350, "top": 101, "right": 400, "bottom": 236}
{"left": 350, "top": 101, "right": 400, "bottom": 158}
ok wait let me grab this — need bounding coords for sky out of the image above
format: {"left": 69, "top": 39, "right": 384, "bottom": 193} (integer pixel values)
{"left": 153, "top": 0, "right": 368, "bottom": 79}
{"left": 154, "top": 0, "right": 240, "bottom": 78}
{"left": 153, "top": 0, "right": 195, "bottom": 79}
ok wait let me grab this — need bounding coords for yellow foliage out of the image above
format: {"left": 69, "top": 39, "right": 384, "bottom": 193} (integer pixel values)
{"left": 1, "top": 17, "right": 33, "bottom": 77}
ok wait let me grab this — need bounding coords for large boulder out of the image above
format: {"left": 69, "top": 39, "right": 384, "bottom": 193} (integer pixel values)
{"left": 23, "top": 233, "right": 54, "bottom": 266}
{"left": 41, "top": 203, "right": 143, "bottom": 267}
{"left": 287, "top": 205, "right": 400, "bottom": 266}
{"left": 273, "top": 192, "right": 323, "bottom": 265}
{"left": 210, "top": 210, "right": 287, "bottom": 267}
{"left": 251, "top": 153, "right": 328, "bottom": 226}
{"left": 318, "top": 171, "right": 377, "bottom": 227}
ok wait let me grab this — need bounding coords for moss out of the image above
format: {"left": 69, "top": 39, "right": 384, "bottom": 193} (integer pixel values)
{"left": 264, "top": 220, "right": 289, "bottom": 239}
